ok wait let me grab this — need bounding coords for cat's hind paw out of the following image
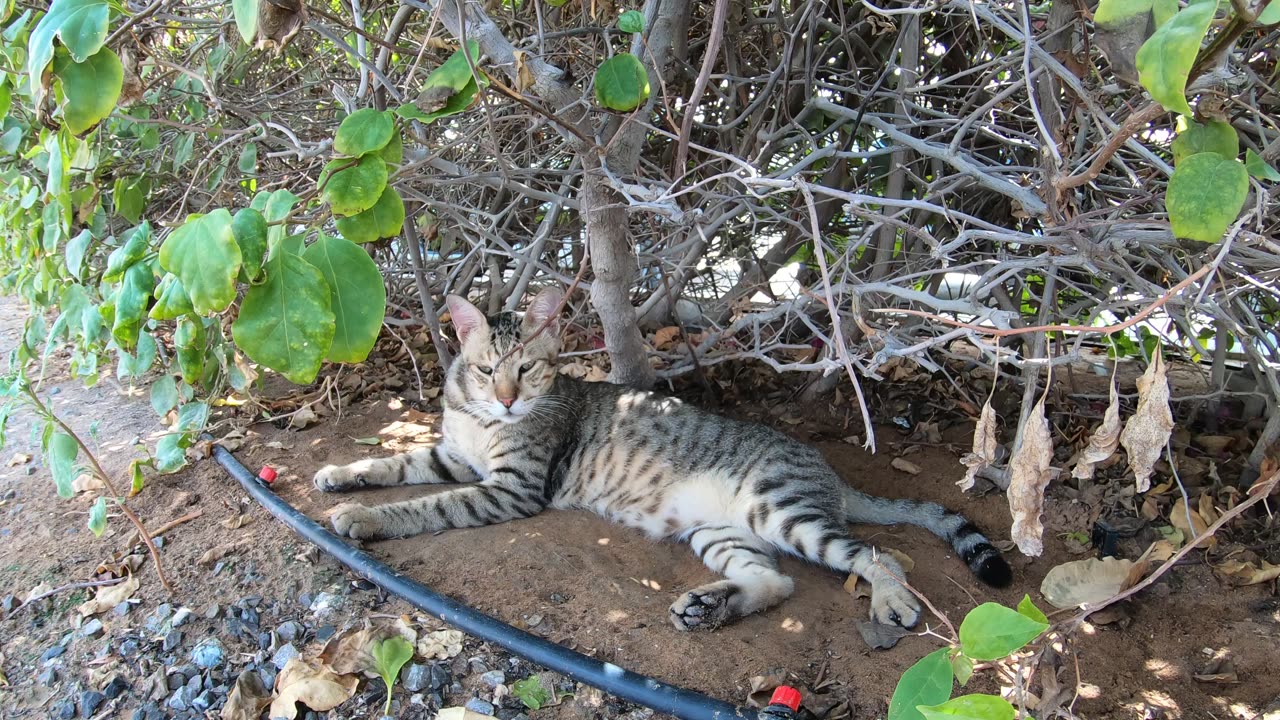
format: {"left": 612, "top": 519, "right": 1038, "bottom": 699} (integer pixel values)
{"left": 314, "top": 465, "right": 367, "bottom": 493}
{"left": 669, "top": 583, "right": 739, "bottom": 631}
{"left": 330, "top": 503, "right": 385, "bottom": 540}
{"left": 869, "top": 580, "right": 921, "bottom": 628}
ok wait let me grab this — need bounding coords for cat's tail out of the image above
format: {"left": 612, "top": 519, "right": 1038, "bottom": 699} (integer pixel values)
{"left": 840, "top": 485, "right": 1012, "bottom": 587}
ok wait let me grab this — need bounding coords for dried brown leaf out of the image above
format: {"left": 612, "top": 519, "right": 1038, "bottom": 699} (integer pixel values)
{"left": 77, "top": 575, "right": 140, "bottom": 616}
{"left": 958, "top": 398, "right": 998, "bottom": 491}
{"left": 1170, "top": 497, "right": 1215, "bottom": 550}
{"left": 418, "top": 629, "right": 464, "bottom": 660}
{"left": 891, "top": 458, "right": 921, "bottom": 475}
{"left": 269, "top": 658, "right": 358, "bottom": 719}
{"left": 221, "top": 670, "right": 272, "bottom": 720}
{"left": 1073, "top": 377, "right": 1121, "bottom": 480}
{"left": 1119, "top": 353, "right": 1173, "bottom": 493}
{"left": 1008, "top": 393, "right": 1054, "bottom": 556}
{"left": 1040, "top": 557, "right": 1136, "bottom": 609}
{"left": 512, "top": 50, "right": 536, "bottom": 92}
{"left": 1214, "top": 559, "right": 1280, "bottom": 586}
{"left": 653, "top": 326, "right": 681, "bottom": 351}
{"left": 319, "top": 619, "right": 417, "bottom": 677}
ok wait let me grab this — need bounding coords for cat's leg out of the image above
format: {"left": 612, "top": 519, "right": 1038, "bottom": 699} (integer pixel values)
{"left": 314, "top": 442, "right": 479, "bottom": 492}
{"left": 668, "top": 526, "right": 795, "bottom": 632}
{"left": 329, "top": 467, "right": 547, "bottom": 540}
{"left": 783, "top": 516, "right": 921, "bottom": 627}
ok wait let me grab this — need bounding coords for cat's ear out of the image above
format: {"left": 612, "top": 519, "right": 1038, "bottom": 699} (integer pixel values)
{"left": 445, "top": 294, "right": 487, "bottom": 343}
{"left": 524, "top": 287, "right": 563, "bottom": 334}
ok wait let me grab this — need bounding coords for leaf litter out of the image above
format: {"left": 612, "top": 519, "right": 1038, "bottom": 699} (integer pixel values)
{"left": 1007, "top": 386, "right": 1054, "bottom": 556}
{"left": 1072, "top": 373, "right": 1121, "bottom": 480}
{"left": 1119, "top": 352, "right": 1174, "bottom": 493}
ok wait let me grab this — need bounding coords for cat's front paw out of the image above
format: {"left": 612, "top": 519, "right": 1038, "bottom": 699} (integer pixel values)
{"left": 330, "top": 503, "right": 385, "bottom": 540}
{"left": 314, "top": 464, "right": 365, "bottom": 493}
{"left": 669, "top": 583, "right": 738, "bottom": 631}
{"left": 869, "top": 580, "right": 921, "bottom": 628}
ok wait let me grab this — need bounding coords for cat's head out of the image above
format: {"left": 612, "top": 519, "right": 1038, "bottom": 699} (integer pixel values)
{"left": 444, "top": 288, "right": 563, "bottom": 424}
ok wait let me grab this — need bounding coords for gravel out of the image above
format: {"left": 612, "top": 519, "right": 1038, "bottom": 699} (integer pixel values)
{"left": 272, "top": 642, "right": 300, "bottom": 670}
{"left": 191, "top": 639, "right": 225, "bottom": 669}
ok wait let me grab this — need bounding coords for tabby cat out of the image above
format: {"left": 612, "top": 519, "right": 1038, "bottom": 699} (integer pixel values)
{"left": 315, "top": 289, "right": 1011, "bottom": 631}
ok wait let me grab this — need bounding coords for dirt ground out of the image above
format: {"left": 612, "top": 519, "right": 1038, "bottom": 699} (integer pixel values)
{"left": 2, "top": 293, "right": 1279, "bottom": 720}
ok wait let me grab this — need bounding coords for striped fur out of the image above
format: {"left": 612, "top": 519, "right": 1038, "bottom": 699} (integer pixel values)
{"left": 315, "top": 288, "right": 1011, "bottom": 631}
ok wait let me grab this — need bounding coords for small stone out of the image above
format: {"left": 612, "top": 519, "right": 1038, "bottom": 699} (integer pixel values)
{"left": 37, "top": 667, "right": 58, "bottom": 687}
{"left": 1, "top": 594, "right": 17, "bottom": 612}
{"left": 41, "top": 645, "right": 67, "bottom": 663}
{"left": 147, "top": 604, "right": 174, "bottom": 632}
{"left": 297, "top": 592, "right": 314, "bottom": 609}
{"left": 480, "top": 670, "right": 506, "bottom": 689}
{"left": 153, "top": 536, "right": 166, "bottom": 548}
{"left": 276, "top": 621, "right": 303, "bottom": 643}
{"left": 103, "top": 674, "right": 130, "bottom": 699}
{"left": 166, "top": 687, "right": 188, "bottom": 712}
{"left": 204, "top": 604, "right": 221, "bottom": 620}
{"left": 308, "top": 591, "right": 343, "bottom": 619}
{"left": 79, "top": 690, "right": 105, "bottom": 717}
{"left": 79, "top": 618, "right": 104, "bottom": 639}
{"left": 192, "top": 689, "right": 214, "bottom": 712}
{"left": 401, "top": 663, "right": 430, "bottom": 693}
{"left": 162, "top": 629, "right": 182, "bottom": 652}
{"left": 314, "top": 625, "right": 336, "bottom": 642}
{"left": 119, "top": 639, "right": 139, "bottom": 657}
{"left": 171, "top": 607, "right": 192, "bottom": 627}
{"left": 525, "top": 614, "right": 542, "bottom": 627}
{"left": 468, "top": 658, "right": 489, "bottom": 674}
{"left": 464, "top": 698, "right": 495, "bottom": 716}
{"left": 112, "top": 600, "right": 132, "bottom": 617}
{"left": 258, "top": 632, "right": 272, "bottom": 651}
{"left": 549, "top": 593, "right": 567, "bottom": 604}
{"left": 54, "top": 700, "right": 76, "bottom": 720}
{"left": 429, "top": 663, "right": 451, "bottom": 691}
{"left": 191, "top": 639, "right": 225, "bottom": 669}
{"left": 185, "top": 673, "right": 203, "bottom": 695}
{"left": 272, "top": 643, "right": 300, "bottom": 670}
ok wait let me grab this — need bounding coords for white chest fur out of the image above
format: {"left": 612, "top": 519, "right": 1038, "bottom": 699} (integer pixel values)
{"left": 442, "top": 410, "right": 495, "bottom": 478}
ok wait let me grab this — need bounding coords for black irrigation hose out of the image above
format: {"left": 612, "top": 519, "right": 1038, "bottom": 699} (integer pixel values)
{"left": 209, "top": 443, "right": 755, "bottom": 720}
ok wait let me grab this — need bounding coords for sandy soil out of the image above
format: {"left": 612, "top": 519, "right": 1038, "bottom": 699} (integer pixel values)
{"left": 1, "top": 293, "right": 1278, "bottom": 719}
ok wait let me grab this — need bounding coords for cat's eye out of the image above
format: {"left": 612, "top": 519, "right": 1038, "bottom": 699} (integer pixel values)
{"left": 476, "top": 365, "right": 493, "bottom": 375}
{"left": 519, "top": 360, "right": 538, "bottom": 375}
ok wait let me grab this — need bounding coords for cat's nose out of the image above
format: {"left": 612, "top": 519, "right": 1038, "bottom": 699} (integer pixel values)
{"left": 498, "top": 396, "right": 516, "bottom": 408}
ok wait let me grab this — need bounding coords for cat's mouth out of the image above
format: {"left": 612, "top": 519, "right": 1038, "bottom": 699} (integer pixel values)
{"left": 490, "top": 402, "right": 529, "bottom": 423}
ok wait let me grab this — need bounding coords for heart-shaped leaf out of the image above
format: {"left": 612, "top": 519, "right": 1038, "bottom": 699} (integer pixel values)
{"left": 594, "top": 53, "right": 650, "bottom": 111}
{"left": 1166, "top": 152, "right": 1248, "bottom": 242}
{"left": 1171, "top": 119, "right": 1237, "bottom": 163}
{"left": 28, "top": 0, "right": 110, "bottom": 95}
{"left": 320, "top": 154, "right": 387, "bottom": 217}
{"left": 231, "top": 207, "right": 268, "bottom": 281}
{"left": 159, "top": 210, "right": 243, "bottom": 314}
{"left": 231, "top": 251, "right": 335, "bottom": 384}
{"left": 52, "top": 46, "right": 123, "bottom": 135}
{"left": 888, "top": 649, "right": 953, "bottom": 720}
{"left": 1245, "top": 148, "right": 1280, "bottom": 181}
{"left": 958, "top": 603, "right": 1048, "bottom": 660}
{"left": 334, "top": 186, "right": 404, "bottom": 243}
{"left": 1135, "top": 1, "right": 1216, "bottom": 116}
{"left": 112, "top": 262, "right": 155, "bottom": 349}
{"left": 918, "top": 694, "right": 1016, "bottom": 720}
{"left": 46, "top": 431, "right": 80, "bottom": 499}
{"left": 149, "top": 272, "right": 194, "bottom": 320}
{"left": 334, "top": 108, "right": 395, "bottom": 157}
{"left": 233, "top": 0, "right": 258, "bottom": 43}
{"left": 617, "top": 10, "right": 645, "bottom": 33}
{"left": 303, "top": 233, "right": 386, "bottom": 363}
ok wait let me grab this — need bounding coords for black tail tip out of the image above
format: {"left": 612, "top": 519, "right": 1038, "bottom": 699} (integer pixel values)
{"left": 974, "top": 553, "right": 1013, "bottom": 587}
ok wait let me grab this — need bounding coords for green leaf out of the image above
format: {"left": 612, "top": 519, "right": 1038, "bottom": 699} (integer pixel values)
{"left": 238, "top": 142, "right": 258, "bottom": 175}
{"left": 27, "top": 0, "right": 110, "bottom": 94}
{"left": 47, "top": 430, "right": 80, "bottom": 499}
{"left": 321, "top": 154, "right": 388, "bottom": 217}
{"left": 112, "top": 262, "right": 155, "bottom": 350}
{"left": 175, "top": 401, "right": 209, "bottom": 432}
{"left": 512, "top": 676, "right": 553, "bottom": 710}
{"left": 87, "top": 496, "right": 107, "bottom": 537}
{"left": 380, "top": 130, "right": 403, "bottom": 165}
{"left": 1245, "top": 148, "right": 1280, "bottom": 181}
{"left": 888, "top": 649, "right": 954, "bottom": 720}
{"left": 1153, "top": 0, "right": 1178, "bottom": 27}
{"left": 1167, "top": 152, "right": 1249, "bottom": 242}
{"left": 158, "top": 209, "right": 243, "bottom": 314}
{"left": 1017, "top": 594, "right": 1049, "bottom": 625}
{"left": 1171, "top": 120, "right": 1238, "bottom": 163}
{"left": 250, "top": 188, "right": 301, "bottom": 248}
{"left": 372, "top": 636, "right": 414, "bottom": 716}
{"left": 594, "top": 53, "right": 650, "bottom": 112}
{"left": 303, "top": 233, "right": 386, "bottom": 363}
{"left": 1260, "top": 1, "right": 1280, "bottom": 24}
{"left": 334, "top": 108, "right": 395, "bottom": 157}
{"left": 958, "top": 603, "right": 1049, "bottom": 661}
{"left": 150, "top": 374, "right": 178, "bottom": 416}
{"left": 232, "top": 0, "right": 257, "bottom": 44}
{"left": 154, "top": 432, "right": 188, "bottom": 473}
{"left": 918, "top": 695, "right": 1016, "bottom": 720}
{"left": 129, "top": 459, "right": 145, "bottom": 493}
{"left": 232, "top": 251, "right": 336, "bottom": 384}
{"left": 334, "top": 186, "right": 405, "bottom": 243}
{"left": 104, "top": 222, "right": 150, "bottom": 282}
{"left": 117, "top": 331, "right": 157, "bottom": 378}
{"left": 398, "top": 41, "right": 487, "bottom": 125}
{"left": 65, "top": 228, "right": 92, "bottom": 279}
{"left": 949, "top": 653, "right": 974, "bottom": 687}
{"left": 112, "top": 176, "right": 147, "bottom": 223}
{"left": 617, "top": 9, "right": 645, "bottom": 33}
{"left": 1094, "top": 0, "right": 1152, "bottom": 24}
{"left": 231, "top": 208, "right": 269, "bottom": 281}
{"left": 149, "top": 273, "right": 194, "bottom": 320}
{"left": 1135, "top": 1, "right": 1216, "bottom": 116}
{"left": 397, "top": 74, "right": 487, "bottom": 124}
{"left": 419, "top": 40, "right": 482, "bottom": 96}
{"left": 52, "top": 46, "right": 122, "bottom": 135}
{"left": 174, "top": 317, "right": 206, "bottom": 385}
